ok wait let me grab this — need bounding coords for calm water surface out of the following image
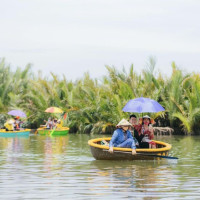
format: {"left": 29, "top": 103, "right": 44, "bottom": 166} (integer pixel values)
{"left": 0, "top": 134, "right": 200, "bottom": 199}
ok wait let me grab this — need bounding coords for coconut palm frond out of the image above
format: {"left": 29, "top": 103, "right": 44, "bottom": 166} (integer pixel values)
{"left": 173, "top": 112, "right": 191, "bottom": 133}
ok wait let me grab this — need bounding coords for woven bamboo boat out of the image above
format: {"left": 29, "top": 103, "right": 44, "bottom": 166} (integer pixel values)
{"left": 37, "top": 127, "right": 69, "bottom": 136}
{"left": 0, "top": 129, "right": 30, "bottom": 137}
{"left": 88, "top": 137, "right": 172, "bottom": 160}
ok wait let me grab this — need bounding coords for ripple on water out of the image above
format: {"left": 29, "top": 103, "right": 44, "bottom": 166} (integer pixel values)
{"left": 1, "top": 135, "right": 200, "bottom": 199}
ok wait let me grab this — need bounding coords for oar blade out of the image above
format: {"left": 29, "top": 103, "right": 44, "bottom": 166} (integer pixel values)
{"left": 138, "top": 153, "right": 178, "bottom": 159}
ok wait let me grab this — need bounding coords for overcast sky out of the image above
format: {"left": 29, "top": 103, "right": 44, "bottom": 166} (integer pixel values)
{"left": 0, "top": 0, "right": 200, "bottom": 80}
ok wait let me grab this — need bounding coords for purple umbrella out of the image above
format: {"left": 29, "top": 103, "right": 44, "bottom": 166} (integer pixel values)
{"left": 7, "top": 110, "right": 27, "bottom": 118}
{"left": 122, "top": 97, "right": 165, "bottom": 113}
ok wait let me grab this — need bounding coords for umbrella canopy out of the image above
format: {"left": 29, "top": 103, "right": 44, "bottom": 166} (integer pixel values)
{"left": 7, "top": 110, "right": 27, "bottom": 118}
{"left": 122, "top": 97, "right": 165, "bottom": 113}
{"left": 45, "top": 107, "right": 63, "bottom": 114}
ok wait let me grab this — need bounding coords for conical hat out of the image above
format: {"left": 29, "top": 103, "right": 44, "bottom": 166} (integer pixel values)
{"left": 8, "top": 119, "right": 15, "bottom": 124}
{"left": 116, "top": 118, "right": 132, "bottom": 127}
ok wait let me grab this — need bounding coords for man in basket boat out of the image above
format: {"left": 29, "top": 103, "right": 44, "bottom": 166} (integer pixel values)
{"left": 108, "top": 119, "right": 137, "bottom": 155}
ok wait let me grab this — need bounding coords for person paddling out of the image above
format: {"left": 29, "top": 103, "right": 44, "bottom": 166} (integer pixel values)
{"left": 109, "top": 119, "right": 137, "bottom": 155}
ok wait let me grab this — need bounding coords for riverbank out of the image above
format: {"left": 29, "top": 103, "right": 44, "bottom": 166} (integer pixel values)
{"left": 1, "top": 58, "right": 200, "bottom": 135}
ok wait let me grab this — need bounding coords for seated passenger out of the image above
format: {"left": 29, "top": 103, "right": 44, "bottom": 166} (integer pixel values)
{"left": 137, "top": 115, "right": 156, "bottom": 149}
{"left": 56, "top": 119, "right": 63, "bottom": 129}
{"left": 18, "top": 119, "right": 24, "bottom": 129}
{"left": 52, "top": 118, "right": 58, "bottom": 128}
{"left": 14, "top": 116, "right": 20, "bottom": 130}
{"left": 4, "top": 119, "right": 14, "bottom": 131}
{"left": 46, "top": 117, "right": 53, "bottom": 129}
{"left": 109, "top": 119, "right": 137, "bottom": 155}
{"left": 129, "top": 114, "right": 140, "bottom": 147}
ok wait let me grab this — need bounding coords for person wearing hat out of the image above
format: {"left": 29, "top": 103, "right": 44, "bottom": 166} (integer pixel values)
{"left": 137, "top": 115, "right": 156, "bottom": 148}
{"left": 56, "top": 119, "right": 63, "bottom": 129}
{"left": 109, "top": 119, "right": 137, "bottom": 155}
{"left": 4, "top": 119, "right": 14, "bottom": 131}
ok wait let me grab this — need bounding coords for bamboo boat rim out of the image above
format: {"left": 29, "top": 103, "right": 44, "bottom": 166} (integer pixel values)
{"left": 37, "top": 127, "right": 69, "bottom": 131}
{"left": 88, "top": 137, "right": 172, "bottom": 152}
{"left": 0, "top": 129, "right": 31, "bottom": 133}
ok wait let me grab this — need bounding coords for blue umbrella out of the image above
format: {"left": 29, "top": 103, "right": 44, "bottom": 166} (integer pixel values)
{"left": 7, "top": 110, "right": 27, "bottom": 118}
{"left": 122, "top": 97, "right": 165, "bottom": 113}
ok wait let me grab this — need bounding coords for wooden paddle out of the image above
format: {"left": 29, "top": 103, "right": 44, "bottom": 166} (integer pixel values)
{"left": 103, "top": 149, "right": 178, "bottom": 159}
{"left": 136, "top": 153, "right": 178, "bottom": 159}
{"left": 50, "top": 127, "right": 56, "bottom": 136}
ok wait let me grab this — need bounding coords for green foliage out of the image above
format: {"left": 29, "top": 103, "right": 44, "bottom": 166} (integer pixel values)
{"left": 1, "top": 57, "right": 200, "bottom": 135}
{"left": 0, "top": 114, "right": 7, "bottom": 128}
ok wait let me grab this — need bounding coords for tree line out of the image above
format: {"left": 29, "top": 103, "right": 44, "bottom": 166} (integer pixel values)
{"left": 1, "top": 58, "right": 200, "bottom": 135}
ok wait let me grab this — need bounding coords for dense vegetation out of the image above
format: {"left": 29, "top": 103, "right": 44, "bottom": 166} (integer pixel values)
{"left": 1, "top": 58, "right": 200, "bottom": 135}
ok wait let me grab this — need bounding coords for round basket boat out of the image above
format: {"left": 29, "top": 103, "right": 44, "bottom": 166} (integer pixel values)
{"left": 37, "top": 127, "right": 69, "bottom": 136}
{"left": 88, "top": 137, "right": 172, "bottom": 160}
{"left": 0, "top": 129, "right": 31, "bottom": 137}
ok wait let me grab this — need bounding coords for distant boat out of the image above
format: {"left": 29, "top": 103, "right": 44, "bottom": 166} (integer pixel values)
{"left": 37, "top": 127, "right": 69, "bottom": 136}
{"left": 0, "top": 129, "right": 30, "bottom": 137}
{"left": 88, "top": 137, "right": 172, "bottom": 160}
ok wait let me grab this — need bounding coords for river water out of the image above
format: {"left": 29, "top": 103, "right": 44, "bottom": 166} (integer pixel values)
{"left": 0, "top": 134, "right": 200, "bottom": 199}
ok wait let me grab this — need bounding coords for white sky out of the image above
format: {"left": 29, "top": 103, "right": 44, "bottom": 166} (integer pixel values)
{"left": 0, "top": 0, "right": 200, "bottom": 80}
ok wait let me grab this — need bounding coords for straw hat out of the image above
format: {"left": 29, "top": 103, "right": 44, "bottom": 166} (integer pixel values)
{"left": 116, "top": 118, "right": 132, "bottom": 127}
{"left": 8, "top": 119, "right": 15, "bottom": 124}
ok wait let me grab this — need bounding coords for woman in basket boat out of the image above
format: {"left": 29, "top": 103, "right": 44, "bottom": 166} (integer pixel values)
{"left": 108, "top": 119, "right": 137, "bottom": 155}
{"left": 133, "top": 115, "right": 156, "bottom": 149}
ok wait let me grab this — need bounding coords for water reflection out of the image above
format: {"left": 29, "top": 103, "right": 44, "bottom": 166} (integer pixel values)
{"left": 0, "top": 135, "right": 69, "bottom": 154}
{"left": 89, "top": 160, "right": 178, "bottom": 197}
{"left": 0, "top": 134, "right": 200, "bottom": 199}
{"left": 0, "top": 137, "right": 27, "bottom": 152}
